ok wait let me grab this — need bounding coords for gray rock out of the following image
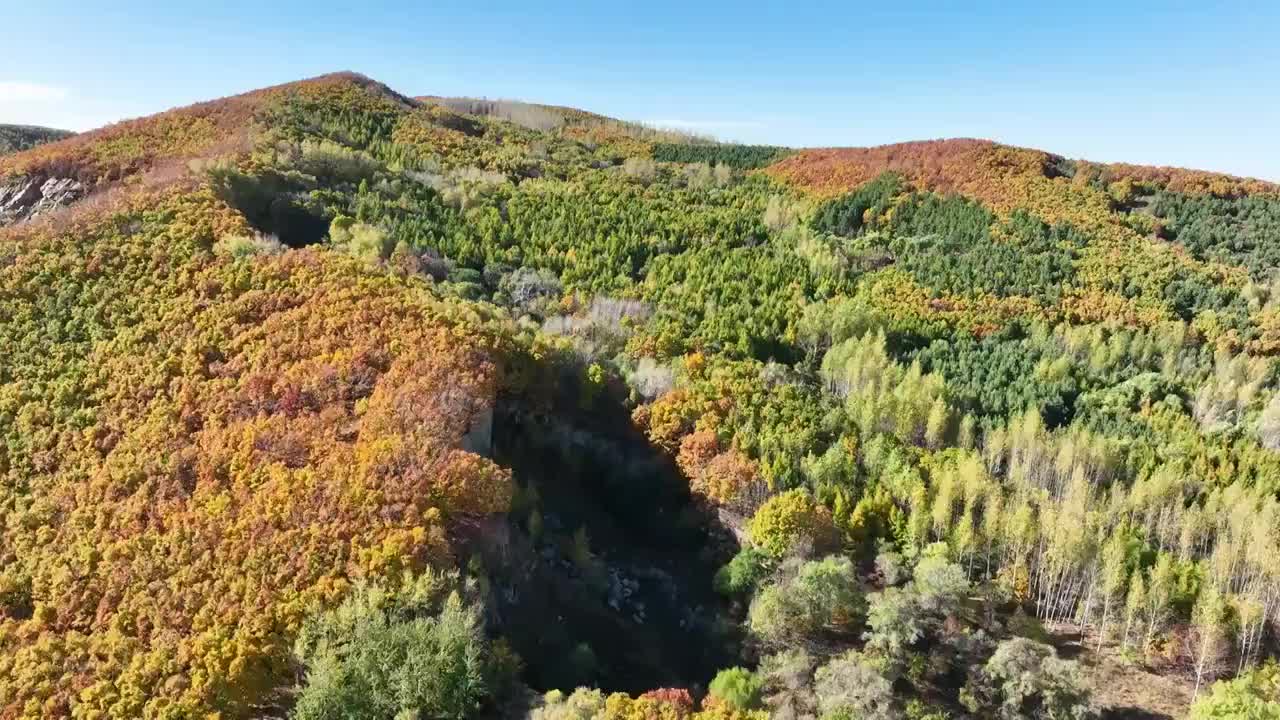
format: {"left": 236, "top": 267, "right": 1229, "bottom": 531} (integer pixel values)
{"left": 0, "top": 175, "right": 84, "bottom": 225}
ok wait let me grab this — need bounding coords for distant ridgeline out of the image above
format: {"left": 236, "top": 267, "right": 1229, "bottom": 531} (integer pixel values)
{"left": 1, "top": 72, "right": 1280, "bottom": 720}
{"left": 0, "top": 124, "right": 72, "bottom": 155}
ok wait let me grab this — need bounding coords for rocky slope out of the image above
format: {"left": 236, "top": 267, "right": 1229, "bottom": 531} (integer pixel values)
{"left": 0, "top": 174, "right": 83, "bottom": 224}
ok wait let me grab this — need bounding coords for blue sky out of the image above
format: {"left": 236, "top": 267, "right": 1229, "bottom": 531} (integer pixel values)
{"left": 3, "top": 1, "right": 1278, "bottom": 179}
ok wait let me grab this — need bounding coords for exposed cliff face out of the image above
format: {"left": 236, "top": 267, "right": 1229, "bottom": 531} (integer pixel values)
{"left": 0, "top": 175, "right": 84, "bottom": 225}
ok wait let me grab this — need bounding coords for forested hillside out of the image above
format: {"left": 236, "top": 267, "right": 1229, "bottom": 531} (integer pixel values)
{"left": 0, "top": 124, "right": 73, "bottom": 155}
{"left": 2, "top": 72, "right": 1280, "bottom": 719}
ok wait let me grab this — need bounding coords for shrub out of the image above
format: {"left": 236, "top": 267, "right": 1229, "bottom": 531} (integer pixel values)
{"left": 912, "top": 543, "right": 971, "bottom": 617}
{"left": 709, "top": 667, "right": 764, "bottom": 711}
{"left": 749, "top": 555, "right": 863, "bottom": 646}
{"left": 793, "top": 555, "right": 865, "bottom": 630}
{"left": 714, "top": 547, "right": 771, "bottom": 596}
{"left": 691, "top": 705, "right": 770, "bottom": 720}
{"left": 292, "top": 576, "right": 503, "bottom": 720}
{"left": 500, "top": 266, "right": 562, "bottom": 314}
{"left": 631, "top": 357, "right": 676, "bottom": 401}
{"left": 813, "top": 651, "right": 898, "bottom": 720}
{"left": 1189, "top": 676, "right": 1280, "bottom": 719}
{"left": 905, "top": 699, "right": 953, "bottom": 720}
{"left": 875, "top": 549, "right": 909, "bottom": 586}
{"left": 603, "top": 688, "right": 695, "bottom": 719}
{"left": 963, "top": 638, "right": 1094, "bottom": 720}
{"left": 1189, "top": 663, "right": 1280, "bottom": 719}
{"left": 757, "top": 649, "right": 818, "bottom": 719}
{"left": 1192, "top": 683, "right": 1280, "bottom": 719}
{"left": 532, "top": 688, "right": 607, "bottom": 720}
{"left": 213, "top": 231, "right": 285, "bottom": 258}
{"left": 329, "top": 215, "right": 391, "bottom": 262}
{"left": 623, "top": 157, "right": 657, "bottom": 181}
{"left": 863, "top": 586, "right": 928, "bottom": 668}
{"left": 748, "top": 584, "right": 802, "bottom": 646}
{"left": 748, "top": 490, "right": 839, "bottom": 558}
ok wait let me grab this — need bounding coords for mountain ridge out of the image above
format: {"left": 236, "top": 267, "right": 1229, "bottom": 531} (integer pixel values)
{"left": 4, "top": 73, "right": 1274, "bottom": 205}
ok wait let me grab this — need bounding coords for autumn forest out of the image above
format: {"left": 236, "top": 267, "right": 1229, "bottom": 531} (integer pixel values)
{"left": 2, "top": 73, "right": 1280, "bottom": 719}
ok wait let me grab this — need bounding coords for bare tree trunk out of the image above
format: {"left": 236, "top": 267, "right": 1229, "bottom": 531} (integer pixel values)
{"left": 1097, "top": 593, "right": 1111, "bottom": 654}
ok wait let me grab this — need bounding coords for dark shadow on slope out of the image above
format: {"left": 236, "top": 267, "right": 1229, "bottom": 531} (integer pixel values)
{"left": 1102, "top": 709, "right": 1174, "bottom": 720}
{"left": 482, "top": 378, "right": 740, "bottom": 695}
{"left": 1048, "top": 627, "right": 1086, "bottom": 661}
{"left": 208, "top": 167, "right": 330, "bottom": 248}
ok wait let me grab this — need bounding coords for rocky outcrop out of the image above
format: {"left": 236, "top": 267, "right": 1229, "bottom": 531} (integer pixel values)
{"left": 0, "top": 175, "right": 84, "bottom": 225}
{"left": 462, "top": 405, "right": 494, "bottom": 457}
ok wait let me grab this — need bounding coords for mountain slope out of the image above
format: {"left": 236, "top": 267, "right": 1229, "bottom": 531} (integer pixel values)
{"left": 766, "top": 137, "right": 1278, "bottom": 199}
{"left": 0, "top": 72, "right": 409, "bottom": 187}
{"left": 1, "top": 73, "right": 1279, "bottom": 719}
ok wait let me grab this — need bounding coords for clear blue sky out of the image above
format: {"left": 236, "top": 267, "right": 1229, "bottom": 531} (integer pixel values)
{"left": 4, "top": 1, "right": 1278, "bottom": 179}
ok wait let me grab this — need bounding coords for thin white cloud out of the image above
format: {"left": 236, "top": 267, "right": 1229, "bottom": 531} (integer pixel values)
{"left": 0, "top": 82, "right": 69, "bottom": 102}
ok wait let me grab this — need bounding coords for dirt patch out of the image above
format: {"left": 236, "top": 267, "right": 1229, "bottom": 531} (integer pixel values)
{"left": 1047, "top": 624, "right": 1194, "bottom": 719}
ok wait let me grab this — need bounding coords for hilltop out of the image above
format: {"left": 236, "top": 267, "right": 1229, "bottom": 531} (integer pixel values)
{"left": 2, "top": 72, "right": 1280, "bottom": 720}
